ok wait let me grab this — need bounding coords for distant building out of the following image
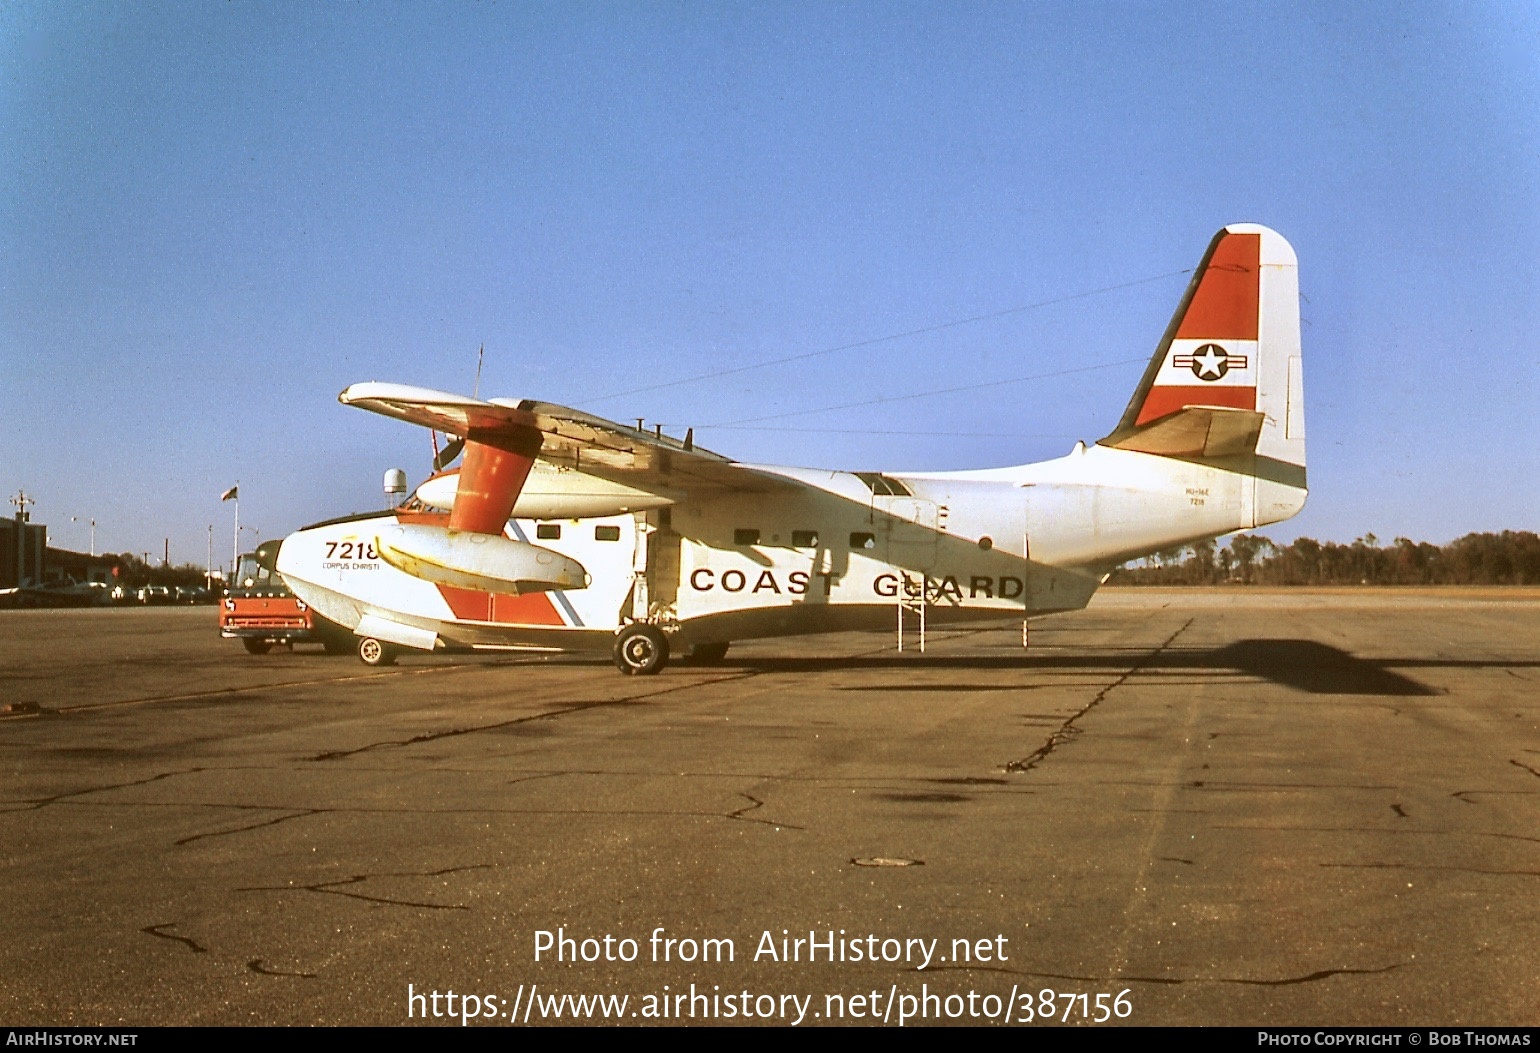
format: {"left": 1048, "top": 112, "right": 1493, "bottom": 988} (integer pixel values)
{"left": 0, "top": 515, "right": 46, "bottom": 589}
{"left": 46, "top": 546, "right": 115, "bottom": 586}
{"left": 2, "top": 511, "right": 117, "bottom": 589}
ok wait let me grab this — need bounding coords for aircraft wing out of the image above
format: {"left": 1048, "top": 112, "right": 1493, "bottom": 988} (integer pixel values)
{"left": 339, "top": 382, "right": 795, "bottom": 494}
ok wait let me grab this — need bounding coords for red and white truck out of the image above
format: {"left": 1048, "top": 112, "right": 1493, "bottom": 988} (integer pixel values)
{"left": 220, "top": 540, "right": 351, "bottom": 655}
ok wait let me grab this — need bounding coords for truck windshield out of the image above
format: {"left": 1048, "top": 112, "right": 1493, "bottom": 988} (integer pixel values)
{"left": 235, "top": 557, "right": 271, "bottom": 589}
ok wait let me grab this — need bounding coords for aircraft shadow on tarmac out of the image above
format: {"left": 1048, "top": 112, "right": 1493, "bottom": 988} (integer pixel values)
{"left": 726, "top": 639, "right": 1476, "bottom": 697}
{"left": 319, "top": 635, "right": 1538, "bottom": 697}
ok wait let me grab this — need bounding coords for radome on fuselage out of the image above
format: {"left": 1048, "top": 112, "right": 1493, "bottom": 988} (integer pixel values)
{"left": 276, "top": 223, "right": 1305, "bottom": 674}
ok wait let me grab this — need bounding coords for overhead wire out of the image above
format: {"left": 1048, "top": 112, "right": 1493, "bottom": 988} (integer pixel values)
{"left": 698, "top": 357, "right": 1148, "bottom": 428}
{"left": 576, "top": 267, "right": 1192, "bottom": 408}
{"left": 705, "top": 426, "right": 1080, "bottom": 438}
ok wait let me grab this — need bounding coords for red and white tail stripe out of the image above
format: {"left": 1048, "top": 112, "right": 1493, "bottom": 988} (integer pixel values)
{"left": 1134, "top": 229, "right": 1260, "bottom": 425}
{"left": 1114, "top": 223, "right": 1304, "bottom": 469}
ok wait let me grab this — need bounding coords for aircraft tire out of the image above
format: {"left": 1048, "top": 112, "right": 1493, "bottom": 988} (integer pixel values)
{"left": 357, "top": 636, "right": 397, "bottom": 667}
{"left": 242, "top": 638, "right": 273, "bottom": 656}
{"left": 687, "top": 641, "right": 730, "bottom": 665}
{"left": 614, "top": 624, "right": 669, "bottom": 676}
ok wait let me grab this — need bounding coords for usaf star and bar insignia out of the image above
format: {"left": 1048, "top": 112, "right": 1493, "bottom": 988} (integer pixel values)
{"left": 1172, "top": 342, "right": 1248, "bottom": 381}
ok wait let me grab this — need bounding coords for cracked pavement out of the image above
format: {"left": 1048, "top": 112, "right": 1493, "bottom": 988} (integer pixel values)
{"left": 1, "top": 593, "right": 1537, "bottom": 1025}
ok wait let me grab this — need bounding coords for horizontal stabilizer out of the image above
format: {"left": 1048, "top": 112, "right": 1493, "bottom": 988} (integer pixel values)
{"left": 1101, "top": 405, "right": 1264, "bottom": 459}
{"left": 375, "top": 524, "right": 589, "bottom": 595}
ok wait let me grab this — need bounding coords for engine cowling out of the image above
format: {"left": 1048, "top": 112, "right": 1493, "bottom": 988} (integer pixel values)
{"left": 414, "top": 464, "right": 675, "bottom": 520}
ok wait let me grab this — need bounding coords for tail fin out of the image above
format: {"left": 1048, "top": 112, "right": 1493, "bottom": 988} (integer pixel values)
{"left": 1103, "top": 224, "right": 1305, "bottom": 473}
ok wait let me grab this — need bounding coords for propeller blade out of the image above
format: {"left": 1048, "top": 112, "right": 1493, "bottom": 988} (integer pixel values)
{"left": 433, "top": 436, "right": 466, "bottom": 471}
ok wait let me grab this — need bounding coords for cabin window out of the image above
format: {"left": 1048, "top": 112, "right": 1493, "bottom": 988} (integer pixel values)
{"left": 849, "top": 532, "right": 876, "bottom": 550}
{"left": 734, "top": 528, "right": 760, "bottom": 545}
{"left": 854, "top": 472, "right": 912, "bottom": 497}
{"left": 791, "top": 530, "right": 819, "bottom": 548}
{"left": 536, "top": 524, "right": 561, "bottom": 540}
{"left": 594, "top": 525, "right": 621, "bottom": 542}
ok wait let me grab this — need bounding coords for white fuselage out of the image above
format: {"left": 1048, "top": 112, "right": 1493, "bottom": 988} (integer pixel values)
{"left": 276, "top": 443, "right": 1304, "bottom": 654}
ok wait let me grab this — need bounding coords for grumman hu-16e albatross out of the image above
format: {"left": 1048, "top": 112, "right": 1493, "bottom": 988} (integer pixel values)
{"left": 277, "top": 224, "right": 1307, "bottom": 674}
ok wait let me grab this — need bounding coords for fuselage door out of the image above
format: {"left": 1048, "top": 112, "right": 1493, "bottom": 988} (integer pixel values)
{"left": 878, "top": 496, "right": 939, "bottom": 574}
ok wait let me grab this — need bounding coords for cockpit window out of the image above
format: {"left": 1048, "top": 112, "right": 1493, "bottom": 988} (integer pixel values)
{"left": 853, "top": 472, "right": 912, "bottom": 497}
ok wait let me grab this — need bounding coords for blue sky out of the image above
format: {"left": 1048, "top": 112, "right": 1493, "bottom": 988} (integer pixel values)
{"left": 3, "top": 2, "right": 1537, "bottom": 566}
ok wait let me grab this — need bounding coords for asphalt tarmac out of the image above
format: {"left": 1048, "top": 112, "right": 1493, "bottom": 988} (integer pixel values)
{"left": 1, "top": 589, "right": 1537, "bottom": 1027}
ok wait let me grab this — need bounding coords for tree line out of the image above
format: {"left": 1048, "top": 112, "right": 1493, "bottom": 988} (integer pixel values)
{"left": 101, "top": 553, "right": 220, "bottom": 589}
{"left": 1108, "top": 531, "right": 1540, "bottom": 586}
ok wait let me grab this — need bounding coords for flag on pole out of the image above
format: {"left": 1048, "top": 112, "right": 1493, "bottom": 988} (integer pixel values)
{"left": 220, "top": 486, "right": 239, "bottom": 501}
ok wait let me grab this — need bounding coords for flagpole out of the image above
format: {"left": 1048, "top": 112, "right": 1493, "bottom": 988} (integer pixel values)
{"left": 230, "top": 483, "right": 239, "bottom": 583}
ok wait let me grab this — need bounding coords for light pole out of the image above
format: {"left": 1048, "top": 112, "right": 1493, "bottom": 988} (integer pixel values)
{"left": 10, "top": 491, "right": 33, "bottom": 587}
{"left": 69, "top": 516, "right": 97, "bottom": 557}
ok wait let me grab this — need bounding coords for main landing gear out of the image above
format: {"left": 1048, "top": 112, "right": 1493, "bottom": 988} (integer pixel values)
{"left": 613, "top": 624, "right": 669, "bottom": 675}
{"left": 612, "top": 629, "right": 731, "bottom": 674}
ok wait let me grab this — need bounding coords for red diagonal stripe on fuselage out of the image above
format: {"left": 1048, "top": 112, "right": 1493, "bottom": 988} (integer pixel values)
{"left": 436, "top": 584, "right": 567, "bottom": 626}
